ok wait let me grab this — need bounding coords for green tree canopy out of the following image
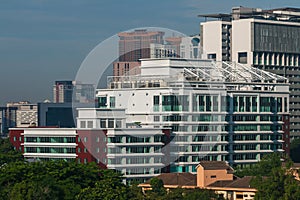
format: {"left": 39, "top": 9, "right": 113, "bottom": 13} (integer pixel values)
{"left": 76, "top": 170, "right": 130, "bottom": 200}
{"left": 290, "top": 138, "right": 300, "bottom": 162}
{"left": 0, "top": 137, "right": 23, "bottom": 165}
{"left": 0, "top": 161, "right": 101, "bottom": 200}
{"left": 241, "top": 153, "right": 300, "bottom": 200}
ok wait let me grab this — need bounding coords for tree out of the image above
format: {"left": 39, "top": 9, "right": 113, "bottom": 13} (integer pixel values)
{"left": 182, "top": 188, "right": 221, "bottom": 200}
{"left": 9, "top": 176, "right": 64, "bottom": 200}
{"left": 164, "top": 188, "right": 184, "bottom": 200}
{"left": 249, "top": 153, "right": 300, "bottom": 200}
{"left": 150, "top": 177, "right": 165, "bottom": 195}
{"left": 290, "top": 138, "right": 300, "bottom": 162}
{"left": 0, "top": 161, "right": 102, "bottom": 200}
{"left": 146, "top": 177, "right": 166, "bottom": 199}
{"left": 235, "top": 153, "right": 282, "bottom": 177}
{"left": 127, "top": 182, "right": 145, "bottom": 200}
{"left": 76, "top": 170, "right": 130, "bottom": 200}
{"left": 0, "top": 137, "right": 23, "bottom": 165}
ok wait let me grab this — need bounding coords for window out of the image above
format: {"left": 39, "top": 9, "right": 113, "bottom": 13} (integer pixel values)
{"left": 208, "top": 53, "right": 216, "bottom": 60}
{"left": 238, "top": 52, "right": 247, "bottom": 64}
{"left": 109, "top": 96, "right": 115, "bottom": 108}
{"left": 153, "top": 96, "right": 160, "bottom": 112}
{"left": 116, "top": 120, "right": 122, "bottom": 128}
{"left": 108, "top": 119, "right": 114, "bottom": 128}
{"left": 87, "top": 121, "right": 93, "bottom": 128}
{"left": 154, "top": 116, "right": 160, "bottom": 122}
{"left": 211, "top": 175, "right": 216, "bottom": 178}
{"left": 80, "top": 121, "right": 86, "bottom": 128}
{"left": 100, "top": 119, "right": 106, "bottom": 128}
{"left": 98, "top": 97, "right": 107, "bottom": 108}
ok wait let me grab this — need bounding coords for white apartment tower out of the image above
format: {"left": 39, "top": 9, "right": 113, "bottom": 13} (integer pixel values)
{"left": 95, "top": 58, "right": 289, "bottom": 172}
{"left": 200, "top": 7, "right": 300, "bottom": 138}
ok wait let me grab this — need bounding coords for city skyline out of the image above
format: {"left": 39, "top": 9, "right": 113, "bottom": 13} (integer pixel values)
{"left": 1, "top": 0, "right": 300, "bottom": 105}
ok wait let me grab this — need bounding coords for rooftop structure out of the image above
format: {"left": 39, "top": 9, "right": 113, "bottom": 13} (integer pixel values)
{"left": 107, "top": 59, "right": 287, "bottom": 89}
{"left": 199, "top": 7, "right": 300, "bottom": 21}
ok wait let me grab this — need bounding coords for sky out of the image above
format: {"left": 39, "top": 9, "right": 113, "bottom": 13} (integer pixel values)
{"left": 0, "top": 0, "right": 300, "bottom": 105}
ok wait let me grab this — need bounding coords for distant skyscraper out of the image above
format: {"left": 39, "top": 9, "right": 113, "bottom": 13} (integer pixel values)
{"left": 118, "top": 29, "right": 164, "bottom": 62}
{"left": 113, "top": 29, "right": 165, "bottom": 77}
{"left": 0, "top": 106, "right": 17, "bottom": 134}
{"left": 53, "top": 81, "right": 95, "bottom": 103}
{"left": 53, "top": 81, "right": 73, "bottom": 103}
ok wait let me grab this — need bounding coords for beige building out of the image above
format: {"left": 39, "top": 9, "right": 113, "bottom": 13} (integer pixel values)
{"left": 139, "top": 161, "right": 256, "bottom": 200}
{"left": 196, "top": 161, "right": 234, "bottom": 188}
{"left": 7, "top": 102, "right": 37, "bottom": 128}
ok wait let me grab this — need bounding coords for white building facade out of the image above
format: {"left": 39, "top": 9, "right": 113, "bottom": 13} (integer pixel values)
{"left": 95, "top": 58, "right": 290, "bottom": 172}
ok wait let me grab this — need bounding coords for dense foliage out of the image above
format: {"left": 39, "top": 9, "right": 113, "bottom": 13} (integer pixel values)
{"left": 0, "top": 137, "right": 221, "bottom": 200}
{"left": 290, "top": 138, "right": 300, "bottom": 162}
{"left": 0, "top": 160, "right": 105, "bottom": 199}
{"left": 0, "top": 137, "right": 23, "bottom": 165}
{"left": 235, "top": 153, "right": 300, "bottom": 200}
{"left": 1, "top": 137, "right": 299, "bottom": 200}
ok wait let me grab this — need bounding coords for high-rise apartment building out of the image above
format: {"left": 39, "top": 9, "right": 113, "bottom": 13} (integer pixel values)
{"left": 113, "top": 29, "right": 165, "bottom": 77}
{"left": 200, "top": 7, "right": 300, "bottom": 138}
{"left": 97, "top": 58, "right": 290, "bottom": 172}
{"left": 118, "top": 29, "right": 164, "bottom": 62}
{"left": 53, "top": 81, "right": 74, "bottom": 103}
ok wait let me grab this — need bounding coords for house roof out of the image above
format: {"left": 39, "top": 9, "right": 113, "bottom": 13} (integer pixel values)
{"left": 208, "top": 176, "right": 254, "bottom": 189}
{"left": 143, "top": 173, "right": 197, "bottom": 187}
{"left": 196, "top": 161, "right": 234, "bottom": 173}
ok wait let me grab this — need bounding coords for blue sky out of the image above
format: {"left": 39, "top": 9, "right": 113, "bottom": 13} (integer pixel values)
{"left": 0, "top": 0, "right": 300, "bottom": 104}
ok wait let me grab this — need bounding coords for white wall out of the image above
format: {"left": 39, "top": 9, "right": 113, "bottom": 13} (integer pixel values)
{"left": 201, "top": 21, "right": 223, "bottom": 61}
{"left": 231, "top": 19, "right": 253, "bottom": 64}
